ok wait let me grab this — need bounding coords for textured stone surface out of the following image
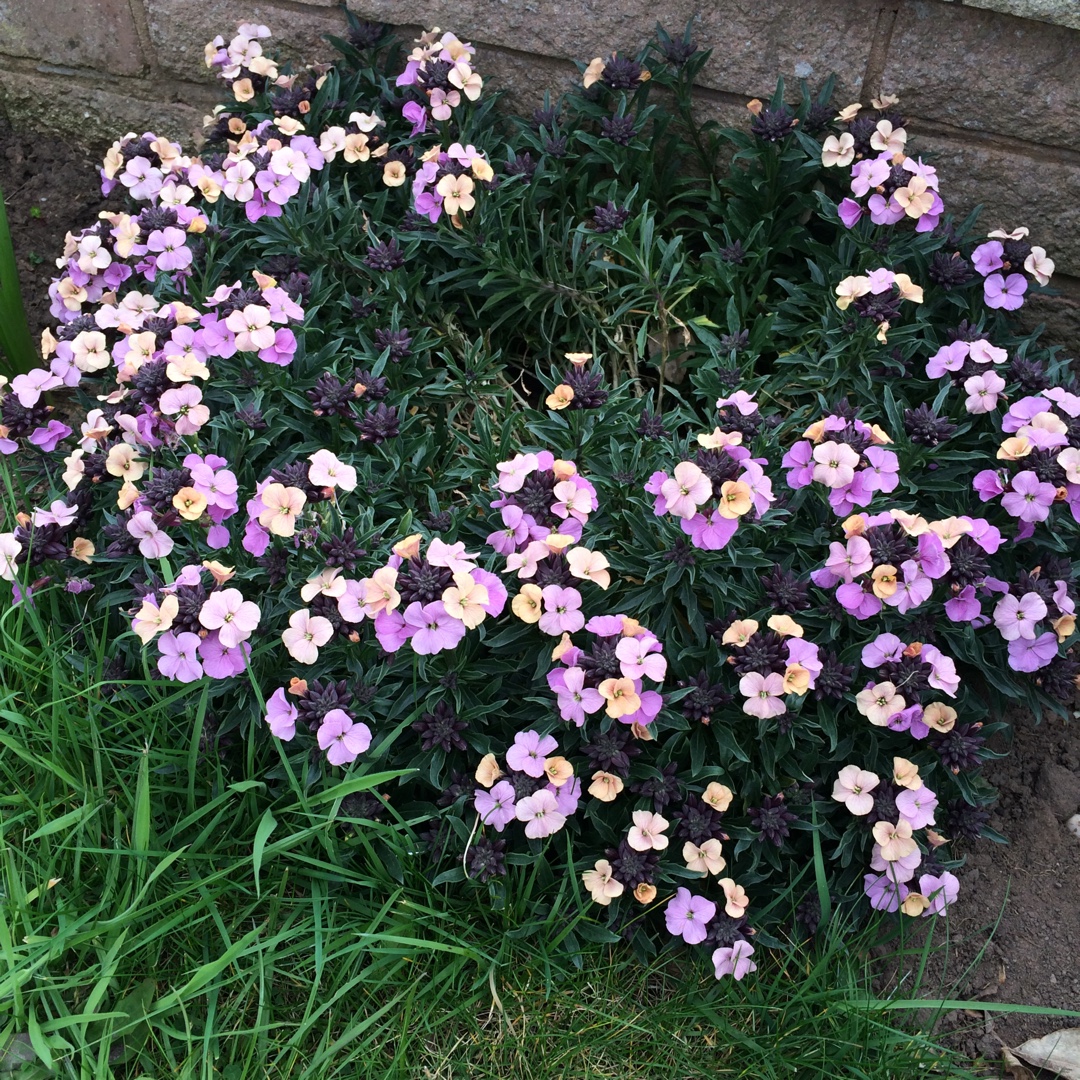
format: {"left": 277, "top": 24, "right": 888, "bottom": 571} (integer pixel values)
{"left": 1017, "top": 282, "right": 1080, "bottom": 351}
{"left": 960, "top": 0, "right": 1080, "bottom": 31}
{"left": 0, "top": 71, "right": 207, "bottom": 147}
{"left": 144, "top": 0, "right": 347, "bottom": 82}
{"left": 0, "top": 0, "right": 146, "bottom": 75}
{"left": 883, "top": 1, "right": 1080, "bottom": 149}
{"left": 345, "top": 0, "right": 876, "bottom": 99}
{"left": 917, "top": 132, "right": 1080, "bottom": 279}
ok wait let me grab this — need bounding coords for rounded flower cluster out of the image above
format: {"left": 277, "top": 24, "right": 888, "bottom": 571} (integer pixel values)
{"left": 783, "top": 412, "right": 899, "bottom": 516}
{"left": 646, "top": 392, "right": 775, "bottom": 550}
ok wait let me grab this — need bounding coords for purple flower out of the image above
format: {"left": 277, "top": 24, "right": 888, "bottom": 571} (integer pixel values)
{"left": 1007, "top": 631, "right": 1058, "bottom": 672}
{"left": 971, "top": 241, "right": 1004, "bottom": 276}
{"left": 506, "top": 729, "right": 558, "bottom": 777}
{"left": 374, "top": 608, "right": 411, "bottom": 652}
{"left": 973, "top": 470, "right": 1005, "bottom": 502}
{"left": 157, "top": 631, "right": 203, "bottom": 683}
{"left": 945, "top": 585, "right": 982, "bottom": 623}
{"left": 264, "top": 687, "right": 297, "bottom": 740}
{"left": 317, "top": 709, "right": 372, "bottom": 766}
{"left": 836, "top": 582, "right": 883, "bottom": 619}
{"left": 863, "top": 872, "right": 909, "bottom": 913}
{"left": 782, "top": 441, "right": 814, "bottom": 489}
{"left": 915, "top": 533, "right": 949, "bottom": 580}
{"left": 487, "top": 504, "right": 533, "bottom": 554}
{"left": 514, "top": 789, "right": 565, "bottom": 838}
{"left": 983, "top": 273, "right": 1027, "bottom": 311}
{"left": 896, "top": 788, "right": 937, "bottom": 830}
{"left": 863, "top": 447, "right": 899, "bottom": 493}
{"left": 402, "top": 100, "right": 428, "bottom": 135}
{"left": 837, "top": 198, "right": 863, "bottom": 229}
{"left": 147, "top": 227, "right": 192, "bottom": 272}
{"left": 28, "top": 421, "right": 72, "bottom": 452}
{"left": 712, "top": 940, "right": 757, "bottom": 981}
{"left": 918, "top": 870, "right": 959, "bottom": 915}
{"left": 538, "top": 585, "right": 585, "bottom": 636}
{"left": 549, "top": 666, "right": 605, "bottom": 726}
{"left": 475, "top": 780, "right": 517, "bottom": 831}
{"left": 551, "top": 776, "right": 581, "bottom": 816}
{"left": 665, "top": 887, "right": 716, "bottom": 945}
{"left": 993, "top": 591, "right": 1048, "bottom": 641}
{"left": 198, "top": 633, "right": 250, "bottom": 678}
{"left": 402, "top": 601, "right": 467, "bottom": 654}
{"left": 681, "top": 510, "right": 738, "bottom": 550}
{"left": 861, "top": 633, "right": 905, "bottom": 668}
{"left": 1000, "top": 471, "right": 1055, "bottom": 523}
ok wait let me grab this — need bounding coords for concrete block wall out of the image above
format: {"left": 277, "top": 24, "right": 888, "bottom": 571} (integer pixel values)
{"left": 0, "top": 0, "right": 1076, "bottom": 341}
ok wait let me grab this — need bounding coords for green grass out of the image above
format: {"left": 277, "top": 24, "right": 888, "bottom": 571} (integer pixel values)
{"left": 0, "top": 590, "right": 1021, "bottom": 1078}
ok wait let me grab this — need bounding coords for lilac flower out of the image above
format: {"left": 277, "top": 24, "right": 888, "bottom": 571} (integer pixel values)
{"left": 665, "top": 887, "right": 717, "bottom": 945}
{"left": 738, "top": 672, "right": 787, "bottom": 719}
{"left": 837, "top": 198, "right": 863, "bottom": 228}
{"left": 127, "top": 511, "right": 174, "bottom": 558}
{"left": 896, "top": 787, "right": 937, "bottom": 829}
{"left": 1007, "top": 631, "right": 1058, "bottom": 672}
{"left": 198, "top": 588, "right": 260, "bottom": 647}
{"left": 506, "top": 730, "right": 558, "bottom": 777}
{"left": 863, "top": 447, "right": 899, "bottom": 493}
{"left": 712, "top": 940, "right": 757, "bottom": 981}
{"left": 32, "top": 499, "right": 78, "bottom": 527}
{"left": 681, "top": 510, "right": 739, "bottom": 550}
{"left": 549, "top": 666, "right": 605, "bottom": 726}
{"left": 883, "top": 560, "right": 932, "bottom": 614}
{"left": 918, "top": 871, "right": 959, "bottom": 916}
{"left": 994, "top": 591, "right": 1048, "bottom": 641}
{"left": 861, "top": 633, "right": 905, "bottom": 668}
{"left": 925, "top": 341, "right": 969, "bottom": 379}
{"left": 317, "top": 709, "right": 372, "bottom": 766}
{"left": 964, "top": 372, "right": 1006, "bottom": 414}
{"left": 402, "top": 601, "right": 467, "bottom": 654}
{"left": 971, "top": 241, "right": 1004, "bottom": 276}
{"left": 11, "top": 369, "right": 62, "bottom": 407}
{"left": 514, "top": 789, "right": 566, "bottom": 838}
{"left": 28, "top": 421, "right": 73, "bottom": 452}
{"left": 863, "top": 872, "right": 909, "bottom": 913}
{"left": 146, "top": 227, "right": 192, "bottom": 272}
{"left": 945, "top": 585, "right": 982, "bottom": 623}
{"left": 198, "top": 633, "right": 249, "bottom": 678}
{"left": 487, "top": 504, "right": 533, "bottom": 554}
{"left": 538, "top": 585, "right": 585, "bottom": 635}
{"left": 1000, "top": 471, "right": 1055, "bottom": 523}
{"left": 475, "top": 780, "right": 517, "bottom": 831}
{"left": 402, "top": 100, "right": 428, "bottom": 135}
{"left": 157, "top": 631, "right": 203, "bottom": 683}
{"left": 261, "top": 686, "right": 295, "bottom": 738}
{"left": 615, "top": 635, "right": 667, "bottom": 681}
{"left": 551, "top": 776, "right": 581, "bottom": 816}
{"left": 922, "top": 644, "right": 960, "bottom": 695}
{"left": 825, "top": 536, "right": 873, "bottom": 582}
{"left": 984, "top": 273, "right": 1027, "bottom": 310}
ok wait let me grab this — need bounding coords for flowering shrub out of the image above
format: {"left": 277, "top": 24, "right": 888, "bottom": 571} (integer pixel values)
{"left": 3, "top": 15, "right": 1078, "bottom": 978}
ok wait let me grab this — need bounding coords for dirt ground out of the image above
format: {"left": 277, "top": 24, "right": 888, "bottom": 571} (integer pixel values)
{"left": 2, "top": 116, "right": 1079, "bottom": 1074}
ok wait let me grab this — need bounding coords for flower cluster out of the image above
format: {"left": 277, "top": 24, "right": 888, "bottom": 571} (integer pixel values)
{"left": 854, "top": 634, "right": 959, "bottom": 742}
{"left": 646, "top": 395, "right": 774, "bottom": 549}
{"left": 974, "top": 389, "right": 1080, "bottom": 534}
{"left": 969, "top": 227, "right": 1053, "bottom": 311}
{"left": 783, "top": 413, "right": 899, "bottom": 515}
{"left": 822, "top": 97, "right": 944, "bottom": 235}
{"left": 713, "top": 615, "right": 822, "bottom": 722}
{"left": 833, "top": 268, "right": 923, "bottom": 342}
{"left": 832, "top": 760, "right": 958, "bottom": 917}
{"left": 545, "top": 614, "right": 666, "bottom": 728}
{"left": 264, "top": 682, "right": 373, "bottom": 767}
{"left": 394, "top": 29, "right": 483, "bottom": 136}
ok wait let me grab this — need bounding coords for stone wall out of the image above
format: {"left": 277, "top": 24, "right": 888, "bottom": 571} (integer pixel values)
{"left": 0, "top": 0, "right": 1076, "bottom": 341}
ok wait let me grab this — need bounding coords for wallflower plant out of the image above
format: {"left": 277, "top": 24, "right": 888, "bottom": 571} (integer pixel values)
{"left": 2, "top": 13, "right": 1077, "bottom": 980}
